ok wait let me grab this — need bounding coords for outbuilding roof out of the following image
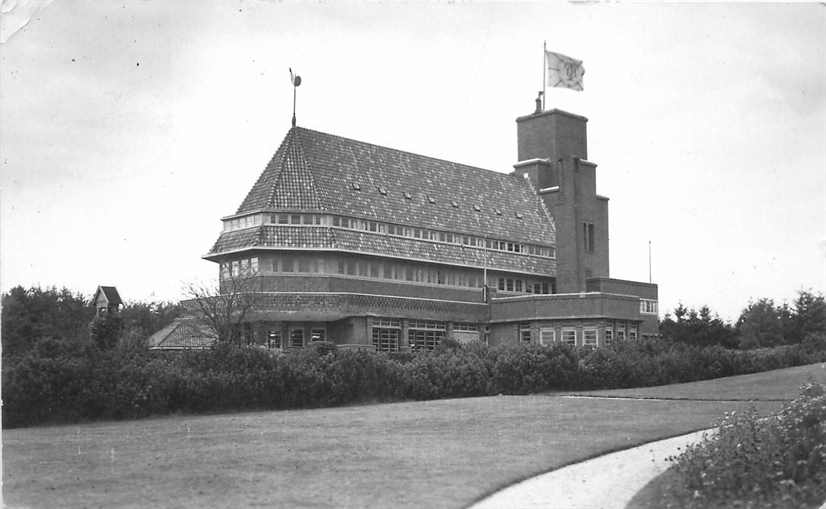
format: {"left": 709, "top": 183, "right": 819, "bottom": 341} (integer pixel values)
{"left": 147, "top": 317, "right": 216, "bottom": 350}
{"left": 233, "top": 127, "right": 555, "bottom": 243}
{"left": 93, "top": 286, "right": 122, "bottom": 307}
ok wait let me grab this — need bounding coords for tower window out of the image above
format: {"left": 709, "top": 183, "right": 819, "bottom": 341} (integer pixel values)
{"left": 583, "top": 222, "right": 595, "bottom": 253}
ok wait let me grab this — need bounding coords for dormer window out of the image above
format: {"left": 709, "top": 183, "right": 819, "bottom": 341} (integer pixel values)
{"left": 427, "top": 195, "right": 436, "bottom": 204}
{"left": 404, "top": 192, "right": 412, "bottom": 200}
{"left": 472, "top": 204, "right": 481, "bottom": 212}
{"left": 451, "top": 201, "right": 459, "bottom": 208}
{"left": 495, "top": 208, "right": 502, "bottom": 216}
{"left": 350, "top": 182, "right": 361, "bottom": 191}
{"left": 377, "top": 186, "right": 387, "bottom": 195}
{"left": 515, "top": 212, "right": 524, "bottom": 219}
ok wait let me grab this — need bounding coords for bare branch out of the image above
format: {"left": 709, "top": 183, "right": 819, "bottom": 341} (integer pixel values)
{"left": 184, "top": 269, "right": 258, "bottom": 344}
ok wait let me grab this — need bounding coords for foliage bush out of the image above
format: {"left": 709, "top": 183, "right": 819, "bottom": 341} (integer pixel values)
{"left": 5, "top": 336, "right": 826, "bottom": 429}
{"left": 663, "top": 382, "right": 826, "bottom": 508}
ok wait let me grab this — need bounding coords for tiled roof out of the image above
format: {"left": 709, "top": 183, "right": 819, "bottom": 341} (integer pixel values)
{"left": 233, "top": 127, "right": 555, "bottom": 243}
{"left": 147, "top": 317, "right": 216, "bottom": 350}
{"left": 208, "top": 226, "right": 556, "bottom": 274}
{"left": 94, "top": 286, "right": 122, "bottom": 306}
{"left": 236, "top": 129, "right": 324, "bottom": 212}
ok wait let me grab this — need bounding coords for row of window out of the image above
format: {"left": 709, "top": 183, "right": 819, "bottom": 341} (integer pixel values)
{"left": 370, "top": 319, "right": 480, "bottom": 352}
{"left": 221, "top": 257, "right": 260, "bottom": 279}
{"left": 332, "top": 216, "right": 555, "bottom": 258}
{"left": 222, "top": 212, "right": 556, "bottom": 259}
{"left": 534, "top": 326, "right": 638, "bottom": 348}
{"left": 497, "top": 278, "right": 554, "bottom": 294}
{"left": 219, "top": 255, "right": 553, "bottom": 295}
{"left": 265, "top": 327, "right": 326, "bottom": 349}
{"left": 640, "top": 299, "right": 658, "bottom": 315}
{"left": 337, "top": 259, "right": 485, "bottom": 288}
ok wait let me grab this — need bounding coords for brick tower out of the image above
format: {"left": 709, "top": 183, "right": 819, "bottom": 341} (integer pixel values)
{"left": 513, "top": 109, "right": 609, "bottom": 293}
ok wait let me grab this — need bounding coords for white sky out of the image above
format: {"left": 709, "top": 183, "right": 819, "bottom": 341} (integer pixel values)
{"left": 1, "top": 1, "right": 824, "bottom": 321}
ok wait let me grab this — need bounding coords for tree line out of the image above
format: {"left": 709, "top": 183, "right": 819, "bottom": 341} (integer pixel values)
{"left": 660, "top": 290, "right": 826, "bottom": 349}
{"left": 1, "top": 286, "right": 180, "bottom": 358}
{"left": 1, "top": 286, "right": 824, "bottom": 357}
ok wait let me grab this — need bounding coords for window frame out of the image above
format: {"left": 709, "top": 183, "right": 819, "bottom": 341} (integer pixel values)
{"left": 289, "top": 328, "right": 305, "bottom": 348}
{"left": 583, "top": 328, "right": 598, "bottom": 348}
{"left": 539, "top": 327, "right": 555, "bottom": 346}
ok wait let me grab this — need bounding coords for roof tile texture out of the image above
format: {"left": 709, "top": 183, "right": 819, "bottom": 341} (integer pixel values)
{"left": 234, "top": 127, "right": 555, "bottom": 243}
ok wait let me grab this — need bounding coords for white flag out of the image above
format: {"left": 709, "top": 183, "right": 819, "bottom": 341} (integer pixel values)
{"left": 545, "top": 51, "right": 584, "bottom": 91}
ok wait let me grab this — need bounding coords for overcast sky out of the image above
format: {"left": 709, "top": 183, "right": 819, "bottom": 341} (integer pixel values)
{"left": 1, "top": 1, "right": 824, "bottom": 321}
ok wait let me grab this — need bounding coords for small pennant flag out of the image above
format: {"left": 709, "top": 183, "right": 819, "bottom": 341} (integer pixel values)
{"left": 545, "top": 51, "right": 584, "bottom": 91}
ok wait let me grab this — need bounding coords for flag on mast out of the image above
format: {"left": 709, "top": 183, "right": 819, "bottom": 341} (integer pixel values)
{"left": 545, "top": 50, "right": 584, "bottom": 91}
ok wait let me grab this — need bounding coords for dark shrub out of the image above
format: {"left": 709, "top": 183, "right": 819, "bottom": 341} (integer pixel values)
{"left": 665, "top": 382, "right": 826, "bottom": 508}
{"left": 5, "top": 338, "right": 826, "bottom": 428}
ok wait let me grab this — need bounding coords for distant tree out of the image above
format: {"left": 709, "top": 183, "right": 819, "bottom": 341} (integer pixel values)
{"left": 1, "top": 286, "right": 95, "bottom": 357}
{"left": 790, "top": 290, "right": 826, "bottom": 343}
{"left": 185, "top": 272, "right": 258, "bottom": 344}
{"left": 89, "top": 312, "right": 124, "bottom": 350}
{"left": 660, "top": 303, "right": 738, "bottom": 349}
{"left": 736, "top": 298, "right": 791, "bottom": 349}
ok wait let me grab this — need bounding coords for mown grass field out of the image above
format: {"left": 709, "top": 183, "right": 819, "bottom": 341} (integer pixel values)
{"left": 572, "top": 361, "right": 826, "bottom": 400}
{"left": 4, "top": 363, "right": 823, "bottom": 509}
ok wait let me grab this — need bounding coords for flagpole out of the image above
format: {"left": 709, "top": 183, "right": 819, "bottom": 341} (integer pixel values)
{"left": 542, "top": 41, "right": 546, "bottom": 111}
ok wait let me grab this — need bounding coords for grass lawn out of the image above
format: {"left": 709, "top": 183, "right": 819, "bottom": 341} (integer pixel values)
{"left": 4, "top": 363, "right": 822, "bottom": 509}
{"left": 568, "top": 362, "right": 826, "bottom": 401}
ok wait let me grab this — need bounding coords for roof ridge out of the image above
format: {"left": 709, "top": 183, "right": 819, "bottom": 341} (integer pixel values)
{"left": 294, "top": 126, "right": 514, "bottom": 180}
{"left": 519, "top": 174, "right": 557, "bottom": 235}
{"left": 294, "top": 128, "right": 327, "bottom": 210}
{"left": 235, "top": 130, "right": 292, "bottom": 214}
{"left": 263, "top": 128, "right": 294, "bottom": 209}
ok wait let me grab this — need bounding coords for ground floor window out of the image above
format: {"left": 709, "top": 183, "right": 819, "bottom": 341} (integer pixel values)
{"left": 372, "top": 327, "right": 400, "bottom": 352}
{"left": 310, "top": 328, "right": 326, "bottom": 342}
{"left": 616, "top": 328, "right": 626, "bottom": 342}
{"left": 561, "top": 328, "right": 577, "bottom": 346}
{"left": 267, "top": 330, "right": 282, "bottom": 349}
{"left": 519, "top": 325, "right": 532, "bottom": 344}
{"left": 408, "top": 324, "right": 445, "bottom": 351}
{"left": 539, "top": 327, "right": 555, "bottom": 346}
{"left": 289, "top": 328, "right": 304, "bottom": 348}
{"left": 629, "top": 327, "right": 638, "bottom": 342}
{"left": 604, "top": 328, "right": 614, "bottom": 346}
{"left": 583, "top": 328, "right": 598, "bottom": 349}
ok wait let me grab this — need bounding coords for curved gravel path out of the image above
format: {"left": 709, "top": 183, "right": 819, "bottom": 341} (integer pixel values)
{"left": 468, "top": 428, "right": 712, "bottom": 509}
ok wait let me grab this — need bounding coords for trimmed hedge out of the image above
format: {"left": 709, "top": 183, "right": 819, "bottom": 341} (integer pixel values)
{"left": 4, "top": 336, "right": 826, "bottom": 428}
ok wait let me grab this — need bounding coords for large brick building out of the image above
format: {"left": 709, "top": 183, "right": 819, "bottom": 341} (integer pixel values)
{"left": 197, "top": 106, "right": 658, "bottom": 352}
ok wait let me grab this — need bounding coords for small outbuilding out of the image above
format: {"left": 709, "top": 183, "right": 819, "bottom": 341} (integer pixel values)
{"left": 93, "top": 285, "right": 122, "bottom": 315}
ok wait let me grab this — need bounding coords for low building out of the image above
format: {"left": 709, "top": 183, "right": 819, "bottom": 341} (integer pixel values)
{"left": 93, "top": 285, "right": 122, "bottom": 315}
{"left": 147, "top": 316, "right": 217, "bottom": 351}
{"left": 192, "top": 105, "right": 658, "bottom": 351}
